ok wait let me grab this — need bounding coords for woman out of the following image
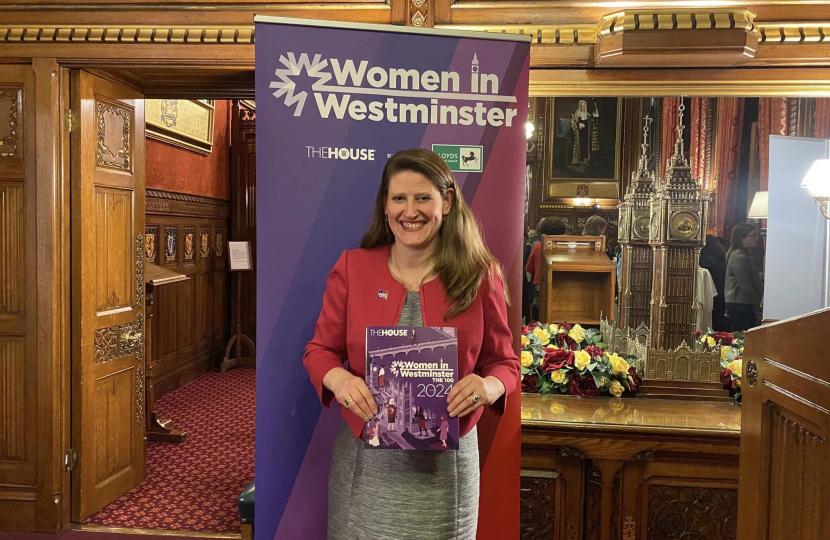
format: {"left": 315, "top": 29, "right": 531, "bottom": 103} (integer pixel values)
{"left": 725, "top": 224, "right": 763, "bottom": 331}
{"left": 416, "top": 405, "right": 427, "bottom": 436}
{"left": 582, "top": 215, "right": 606, "bottom": 237}
{"left": 439, "top": 414, "right": 450, "bottom": 449}
{"left": 303, "top": 148, "right": 519, "bottom": 539}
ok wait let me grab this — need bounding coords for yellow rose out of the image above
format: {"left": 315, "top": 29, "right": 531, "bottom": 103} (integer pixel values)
{"left": 609, "top": 380, "right": 624, "bottom": 397}
{"left": 736, "top": 378, "right": 741, "bottom": 388}
{"left": 720, "top": 346, "right": 731, "bottom": 360}
{"left": 549, "top": 323, "right": 559, "bottom": 334}
{"left": 521, "top": 351, "right": 534, "bottom": 368}
{"left": 607, "top": 353, "right": 630, "bottom": 375}
{"left": 533, "top": 327, "right": 552, "bottom": 346}
{"left": 740, "top": 347, "right": 744, "bottom": 354}
{"left": 707, "top": 336, "right": 716, "bottom": 348}
{"left": 700, "top": 335, "right": 707, "bottom": 343}
{"left": 551, "top": 370, "right": 567, "bottom": 384}
{"left": 608, "top": 398, "right": 625, "bottom": 413}
{"left": 521, "top": 335, "right": 530, "bottom": 347}
{"left": 599, "top": 376, "right": 609, "bottom": 387}
{"left": 574, "top": 350, "right": 591, "bottom": 371}
{"left": 727, "top": 359, "right": 743, "bottom": 378}
{"left": 568, "top": 324, "right": 586, "bottom": 343}
{"left": 549, "top": 403, "right": 565, "bottom": 414}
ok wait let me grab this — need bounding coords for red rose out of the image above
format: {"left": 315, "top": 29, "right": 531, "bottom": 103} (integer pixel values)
{"left": 559, "top": 322, "right": 573, "bottom": 331}
{"left": 695, "top": 330, "right": 702, "bottom": 338}
{"left": 720, "top": 368, "right": 732, "bottom": 387}
{"left": 522, "top": 325, "right": 531, "bottom": 335}
{"left": 521, "top": 375, "right": 539, "bottom": 394}
{"left": 584, "top": 345, "right": 603, "bottom": 358}
{"left": 627, "top": 366, "right": 641, "bottom": 392}
{"left": 568, "top": 373, "right": 600, "bottom": 397}
{"left": 713, "top": 331, "right": 734, "bottom": 345}
{"left": 542, "top": 348, "right": 574, "bottom": 372}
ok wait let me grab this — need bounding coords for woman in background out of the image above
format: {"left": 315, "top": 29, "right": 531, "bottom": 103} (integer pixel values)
{"left": 525, "top": 217, "right": 569, "bottom": 321}
{"left": 725, "top": 224, "right": 763, "bottom": 331}
{"left": 582, "top": 215, "right": 606, "bottom": 237}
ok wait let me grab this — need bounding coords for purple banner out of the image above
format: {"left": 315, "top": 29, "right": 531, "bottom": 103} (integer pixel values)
{"left": 255, "top": 17, "right": 529, "bottom": 540}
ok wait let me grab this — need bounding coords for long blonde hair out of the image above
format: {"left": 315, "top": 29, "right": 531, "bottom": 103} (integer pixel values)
{"left": 360, "top": 148, "right": 507, "bottom": 319}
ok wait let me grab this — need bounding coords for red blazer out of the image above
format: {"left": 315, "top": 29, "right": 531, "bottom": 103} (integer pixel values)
{"left": 525, "top": 241, "right": 542, "bottom": 285}
{"left": 303, "top": 245, "right": 520, "bottom": 439}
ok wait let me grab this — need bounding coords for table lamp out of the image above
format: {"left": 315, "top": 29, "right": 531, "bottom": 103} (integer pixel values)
{"left": 747, "top": 191, "right": 768, "bottom": 221}
{"left": 801, "top": 157, "right": 830, "bottom": 308}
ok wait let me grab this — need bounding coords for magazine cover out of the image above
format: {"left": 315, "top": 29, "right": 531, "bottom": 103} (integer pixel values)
{"left": 364, "top": 326, "right": 459, "bottom": 450}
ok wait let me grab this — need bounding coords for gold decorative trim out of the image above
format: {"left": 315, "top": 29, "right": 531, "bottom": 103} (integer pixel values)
{"left": 0, "top": 88, "right": 21, "bottom": 158}
{"left": 94, "top": 314, "right": 143, "bottom": 365}
{"left": 135, "top": 234, "right": 144, "bottom": 308}
{"left": 623, "top": 516, "right": 636, "bottom": 540}
{"left": 599, "top": 9, "right": 757, "bottom": 37}
{"left": 436, "top": 24, "right": 596, "bottom": 44}
{"left": 136, "top": 365, "right": 144, "bottom": 423}
{"left": 757, "top": 23, "right": 830, "bottom": 44}
{"left": 1, "top": 19, "right": 828, "bottom": 46}
{"left": 0, "top": 26, "right": 255, "bottom": 44}
{"left": 71, "top": 524, "right": 241, "bottom": 539}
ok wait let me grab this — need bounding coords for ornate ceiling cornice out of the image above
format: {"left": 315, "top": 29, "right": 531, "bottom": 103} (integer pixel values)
{"left": 0, "top": 26, "right": 255, "bottom": 44}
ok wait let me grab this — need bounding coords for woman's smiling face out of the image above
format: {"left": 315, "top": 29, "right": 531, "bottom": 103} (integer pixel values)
{"left": 385, "top": 170, "right": 453, "bottom": 252}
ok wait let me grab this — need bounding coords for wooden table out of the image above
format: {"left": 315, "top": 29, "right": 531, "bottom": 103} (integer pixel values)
{"left": 539, "top": 236, "right": 615, "bottom": 325}
{"left": 520, "top": 394, "right": 741, "bottom": 540}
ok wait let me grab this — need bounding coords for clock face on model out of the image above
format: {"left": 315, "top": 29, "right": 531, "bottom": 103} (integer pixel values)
{"left": 669, "top": 211, "right": 700, "bottom": 240}
{"left": 633, "top": 215, "right": 650, "bottom": 240}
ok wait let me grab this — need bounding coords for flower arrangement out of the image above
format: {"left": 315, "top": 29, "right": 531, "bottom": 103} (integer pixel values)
{"left": 697, "top": 328, "right": 745, "bottom": 404}
{"left": 520, "top": 322, "right": 642, "bottom": 398}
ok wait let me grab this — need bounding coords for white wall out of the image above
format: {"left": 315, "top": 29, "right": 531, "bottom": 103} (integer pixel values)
{"left": 765, "top": 135, "right": 828, "bottom": 320}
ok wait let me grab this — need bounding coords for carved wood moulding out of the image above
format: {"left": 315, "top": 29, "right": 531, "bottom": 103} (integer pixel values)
{"left": 596, "top": 9, "right": 759, "bottom": 67}
{"left": 647, "top": 485, "right": 738, "bottom": 540}
{"left": 146, "top": 188, "right": 230, "bottom": 219}
{"left": 0, "top": 26, "right": 255, "bottom": 44}
{"left": 520, "top": 473, "right": 557, "bottom": 540}
{"left": 94, "top": 313, "right": 143, "bottom": 365}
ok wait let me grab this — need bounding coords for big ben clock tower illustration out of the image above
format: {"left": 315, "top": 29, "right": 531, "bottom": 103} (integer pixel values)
{"left": 618, "top": 116, "right": 656, "bottom": 330}
{"left": 648, "top": 100, "right": 711, "bottom": 349}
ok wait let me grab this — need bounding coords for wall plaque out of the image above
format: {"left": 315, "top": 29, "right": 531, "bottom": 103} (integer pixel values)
{"left": 145, "top": 99, "right": 214, "bottom": 155}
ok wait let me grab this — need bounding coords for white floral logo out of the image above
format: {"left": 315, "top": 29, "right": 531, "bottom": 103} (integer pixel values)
{"left": 269, "top": 52, "right": 331, "bottom": 116}
{"left": 390, "top": 361, "right": 402, "bottom": 377}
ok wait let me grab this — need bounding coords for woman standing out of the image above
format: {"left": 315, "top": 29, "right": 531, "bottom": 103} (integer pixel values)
{"left": 725, "top": 224, "right": 763, "bottom": 331}
{"left": 303, "top": 148, "right": 519, "bottom": 539}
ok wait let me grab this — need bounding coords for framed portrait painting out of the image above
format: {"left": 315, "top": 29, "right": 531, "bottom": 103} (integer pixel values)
{"left": 543, "top": 97, "right": 622, "bottom": 198}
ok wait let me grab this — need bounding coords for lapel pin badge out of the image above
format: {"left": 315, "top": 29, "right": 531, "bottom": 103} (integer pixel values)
{"left": 377, "top": 289, "right": 389, "bottom": 301}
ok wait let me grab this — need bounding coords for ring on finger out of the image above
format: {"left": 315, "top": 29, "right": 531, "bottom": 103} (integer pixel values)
{"left": 344, "top": 396, "right": 354, "bottom": 408}
{"left": 470, "top": 394, "right": 480, "bottom": 404}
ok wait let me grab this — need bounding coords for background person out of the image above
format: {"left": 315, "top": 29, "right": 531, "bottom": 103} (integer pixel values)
{"left": 525, "top": 217, "right": 569, "bottom": 321}
{"left": 725, "top": 224, "right": 763, "bottom": 331}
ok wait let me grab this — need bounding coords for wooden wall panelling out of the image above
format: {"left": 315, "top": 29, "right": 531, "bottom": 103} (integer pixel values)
{"left": 0, "top": 64, "right": 39, "bottom": 531}
{"left": 230, "top": 101, "right": 256, "bottom": 349}
{"left": 0, "top": 60, "right": 67, "bottom": 532}
{"left": 145, "top": 189, "right": 229, "bottom": 402}
{"left": 738, "top": 308, "right": 830, "bottom": 540}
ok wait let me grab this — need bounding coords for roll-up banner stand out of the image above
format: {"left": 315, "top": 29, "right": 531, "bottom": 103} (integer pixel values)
{"left": 254, "top": 16, "right": 530, "bottom": 540}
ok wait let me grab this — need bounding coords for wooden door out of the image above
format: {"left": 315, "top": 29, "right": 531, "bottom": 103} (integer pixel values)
{"left": 737, "top": 308, "right": 830, "bottom": 540}
{"left": 70, "top": 71, "right": 146, "bottom": 521}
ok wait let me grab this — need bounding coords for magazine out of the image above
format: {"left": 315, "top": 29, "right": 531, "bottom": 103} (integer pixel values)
{"left": 364, "top": 326, "right": 459, "bottom": 450}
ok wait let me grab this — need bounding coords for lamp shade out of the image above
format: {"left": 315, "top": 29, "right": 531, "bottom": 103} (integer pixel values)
{"left": 747, "top": 191, "right": 768, "bottom": 219}
{"left": 802, "top": 158, "right": 830, "bottom": 201}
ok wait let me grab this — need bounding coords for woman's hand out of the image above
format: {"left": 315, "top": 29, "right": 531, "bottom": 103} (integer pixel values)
{"left": 446, "top": 374, "right": 505, "bottom": 418}
{"left": 323, "top": 367, "right": 378, "bottom": 422}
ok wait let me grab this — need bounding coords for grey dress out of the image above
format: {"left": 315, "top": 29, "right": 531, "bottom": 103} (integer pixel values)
{"left": 327, "top": 291, "right": 480, "bottom": 540}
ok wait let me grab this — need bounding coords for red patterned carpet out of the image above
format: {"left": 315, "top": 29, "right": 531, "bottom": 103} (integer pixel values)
{"left": 84, "top": 367, "right": 255, "bottom": 532}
